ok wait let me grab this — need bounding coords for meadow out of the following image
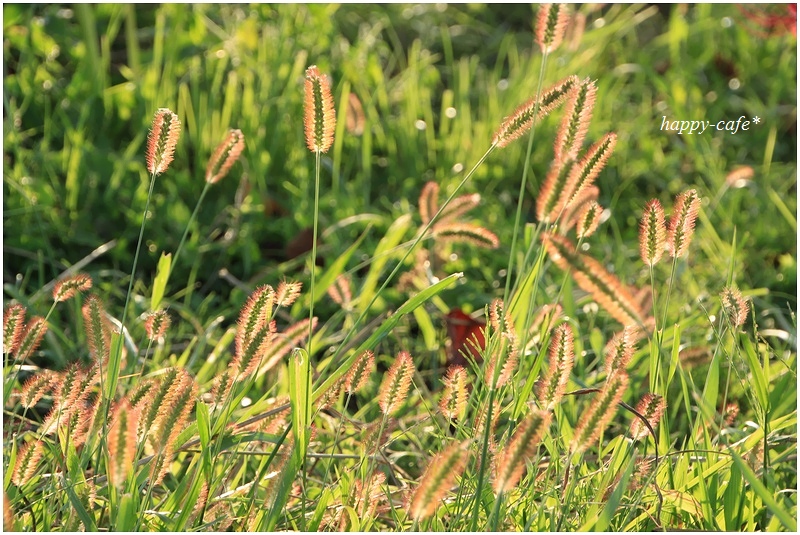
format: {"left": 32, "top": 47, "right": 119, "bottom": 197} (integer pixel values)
{"left": 2, "top": 3, "right": 797, "bottom": 531}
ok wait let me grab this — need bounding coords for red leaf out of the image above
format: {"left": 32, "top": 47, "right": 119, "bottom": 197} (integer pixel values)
{"left": 445, "top": 308, "right": 486, "bottom": 368}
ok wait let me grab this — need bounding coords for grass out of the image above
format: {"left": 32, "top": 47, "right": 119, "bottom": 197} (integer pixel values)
{"left": 3, "top": 3, "right": 797, "bottom": 532}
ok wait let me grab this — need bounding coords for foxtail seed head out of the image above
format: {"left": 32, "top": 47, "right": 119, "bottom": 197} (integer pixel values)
{"left": 3, "top": 303, "right": 26, "bottom": 356}
{"left": 15, "top": 316, "right": 48, "bottom": 361}
{"left": 145, "top": 108, "right": 181, "bottom": 175}
{"left": 575, "top": 200, "right": 602, "bottom": 239}
{"left": 408, "top": 441, "right": 469, "bottom": 521}
{"left": 378, "top": 351, "right": 415, "bottom": 416}
{"left": 108, "top": 400, "right": 140, "bottom": 489}
{"left": 720, "top": 286, "right": 749, "bottom": 329}
{"left": 53, "top": 273, "right": 92, "bottom": 303}
{"left": 344, "top": 350, "right": 375, "bottom": 394}
{"left": 439, "top": 365, "right": 469, "bottom": 420}
{"left": 603, "top": 325, "right": 641, "bottom": 374}
{"left": 205, "top": 129, "right": 245, "bottom": 184}
{"left": 304, "top": 65, "right": 336, "bottom": 153}
{"left": 144, "top": 309, "right": 171, "bottom": 342}
{"left": 12, "top": 440, "right": 44, "bottom": 486}
{"left": 535, "top": 4, "right": 570, "bottom": 54}
{"left": 542, "top": 233, "right": 646, "bottom": 327}
{"left": 493, "top": 409, "right": 552, "bottom": 493}
{"left": 538, "top": 323, "right": 575, "bottom": 410}
{"left": 492, "top": 75, "right": 578, "bottom": 148}
{"left": 570, "top": 370, "right": 629, "bottom": 455}
{"left": 639, "top": 199, "right": 667, "bottom": 266}
{"left": 667, "top": 189, "right": 701, "bottom": 258}
{"left": 554, "top": 78, "right": 596, "bottom": 162}
{"left": 629, "top": 393, "right": 666, "bottom": 441}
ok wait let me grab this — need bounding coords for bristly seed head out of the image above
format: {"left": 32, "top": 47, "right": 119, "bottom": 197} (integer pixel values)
{"left": 629, "top": 393, "right": 666, "bottom": 441}
{"left": 344, "top": 350, "right": 375, "bottom": 394}
{"left": 439, "top": 365, "right": 469, "bottom": 420}
{"left": 667, "top": 189, "right": 701, "bottom": 258}
{"left": 378, "top": 351, "right": 415, "bottom": 416}
{"left": 720, "top": 286, "right": 749, "bottom": 329}
{"left": 144, "top": 309, "right": 171, "bottom": 342}
{"left": 570, "top": 370, "right": 629, "bottom": 455}
{"left": 554, "top": 78, "right": 596, "bottom": 162}
{"left": 205, "top": 129, "right": 245, "bottom": 184}
{"left": 639, "top": 199, "right": 667, "bottom": 266}
{"left": 53, "top": 273, "right": 93, "bottom": 303}
{"left": 493, "top": 409, "right": 552, "bottom": 493}
{"left": 146, "top": 108, "right": 181, "bottom": 175}
{"left": 535, "top": 4, "right": 570, "bottom": 54}
{"left": 576, "top": 200, "right": 602, "bottom": 239}
{"left": 304, "top": 65, "right": 336, "bottom": 153}
{"left": 603, "top": 325, "right": 641, "bottom": 374}
{"left": 492, "top": 75, "right": 578, "bottom": 148}
{"left": 537, "top": 323, "right": 575, "bottom": 410}
{"left": 3, "top": 303, "right": 27, "bottom": 356}
{"left": 408, "top": 441, "right": 469, "bottom": 521}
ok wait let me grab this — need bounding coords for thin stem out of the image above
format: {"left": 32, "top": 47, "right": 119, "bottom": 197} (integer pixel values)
{"left": 169, "top": 181, "right": 212, "bottom": 281}
{"left": 501, "top": 53, "right": 549, "bottom": 308}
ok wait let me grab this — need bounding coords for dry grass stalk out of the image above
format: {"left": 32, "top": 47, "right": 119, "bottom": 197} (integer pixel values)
{"left": 629, "top": 393, "right": 666, "bottom": 441}
{"left": 493, "top": 409, "right": 552, "bottom": 493}
{"left": 3, "top": 303, "right": 27, "bottom": 356}
{"left": 535, "top": 4, "right": 570, "bottom": 54}
{"left": 439, "top": 365, "right": 469, "bottom": 420}
{"left": 107, "top": 399, "right": 140, "bottom": 489}
{"left": 12, "top": 440, "right": 44, "bottom": 486}
{"left": 537, "top": 323, "right": 575, "bottom": 410}
{"left": 145, "top": 108, "right": 181, "bottom": 175}
{"left": 378, "top": 351, "right": 415, "bottom": 416}
{"left": 344, "top": 350, "right": 375, "bottom": 394}
{"left": 408, "top": 441, "right": 469, "bottom": 521}
{"left": 493, "top": 75, "right": 578, "bottom": 148}
{"left": 304, "top": 65, "right": 336, "bottom": 153}
{"left": 52, "top": 273, "right": 92, "bottom": 303}
{"left": 554, "top": 77, "right": 596, "bottom": 162}
{"left": 720, "top": 286, "right": 749, "bottom": 329}
{"left": 570, "top": 371, "right": 629, "bottom": 455}
{"left": 144, "top": 309, "right": 170, "bottom": 342}
{"left": 667, "top": 189, "right": 701, "bottom": 258}
{"left": 542, "top": 232, "right": 647, "bottom": 327}
{"left": 205, "top": 129, "right": 245, "bottom": 184}
{"left": 639, "top": 199, "right": 667, "bottom": 266}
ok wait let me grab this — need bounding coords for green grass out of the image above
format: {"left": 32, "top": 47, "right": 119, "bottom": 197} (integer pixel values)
{"left": 3, "top": 3, "right": 796, "bottom": 532}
